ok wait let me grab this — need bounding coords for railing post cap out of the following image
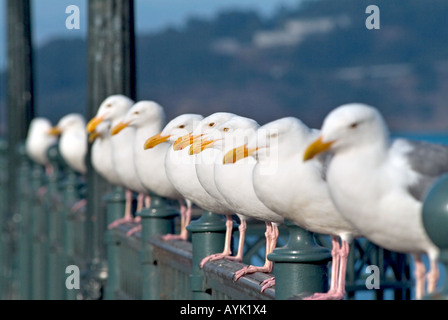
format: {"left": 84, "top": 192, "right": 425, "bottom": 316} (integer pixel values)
{"left": 186, "top": 211, "right": 229, "bottom": 233}
{"left": 268, "top": 221, "right": 331, "bottom": 264}
{"left": 422, "top": 173, "right": 448, "bottom": 251}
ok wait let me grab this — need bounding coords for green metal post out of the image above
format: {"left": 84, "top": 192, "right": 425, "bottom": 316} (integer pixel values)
{"left": 268, "top": 220, "right": 332, "bottom": 300}
{"left": 138, "top": 193, "right": 178, "bottom": 300}
{"left": 186, "top": 211, "right": 228, "bottom": 300}
{"left": 104, "top": 186, "right": 126, "bottom": 300}
{"left": 422, "top": 174, "right": 448, "bottom": 300}
{"left": 46, "top": 145, "right": 64, "bottom": 300}
{"left": 30, "top": 161, "right": 47, "bottom": 299}
{"left": 62, "top": 167, "right": 81, "bottom": 300}
{"left": 0, "top": 139, "right": 8, "bottom": 298}
{"left": 85, "top": 0, "right": 136, "bottom": 299}
{"left": 16, "top": 142, "right": 32, "bottom": 300}
{"left": 6, "top": 0, "right": 35, "bottom": 222}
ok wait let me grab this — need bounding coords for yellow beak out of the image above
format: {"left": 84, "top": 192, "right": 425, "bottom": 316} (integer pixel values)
{"left": 144, "top": 132, "right": 171, "bottom": 150}
{"left": 111, "top": 121, "right": 131, "bottom": 136}
{"left": 86, "top": 115, "right": 105, "bottom": 133}
{"left": 88, "top": 131, "right": 101, "bottom": 143}
{"left": 189, "top": 138, "right": 216, "bottom": 155}
{"left": 223, "top": 145, "right": 258, "bottom": 164}
{"left": 303, "top": 136, "right": 334, "bottom": 161}
{"left": 173, "top": 133, "right": 204, "bottom": 151}
{"left": 47, "top": 127, "right": 62, "bottom": 136}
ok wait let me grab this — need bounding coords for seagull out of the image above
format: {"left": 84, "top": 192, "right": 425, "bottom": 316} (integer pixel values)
{"left": 49, "top": 113, "right": 87, "bottom": 175}
{"left": 303, "top": 103, "right": 448, "bottom": 299}
{"left": 170, "top": 112, "right": 244, "bottom": 267}
{"left": 143, "top": 113, "right": 203, "bottom": 240}
{"left": 196, "top": 115, "right": 284, "bottom": 283}
{"left": 226, "top": 116, "right": 360, "bottom": 298}
{"left": 111, "top": 100, "right": 184, "bottom": 237}
{"left": 48, "top": 113, "right": 88, "bottom": 212}
{"left": 89, "top": 120, "right": 122, "bottom": 186}
{"left": 87, "top": 95, "right": 147, "bottom": 228}
{"left": 26, "top": 117, "right": 58, "bottom": 175}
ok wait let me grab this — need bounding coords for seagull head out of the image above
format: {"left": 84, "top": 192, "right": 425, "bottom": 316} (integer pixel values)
{"left": 303, "top": 103, "right": 389, "bottom": 161}
{"left": 223, "top": 117, "right": 312, "bottom": 164}
{"left": 86, "top": 94, "right": 134, "bottom": 133}
{"left": 144, "top": 113, "right": 203, "bottom": 150}
{"left": 50, "top": 113, "right": 86, "bottom": 136}
{"left": 188, "top": 112, "right": 237, "bottom": 155}
{"left": 111, "top": 100, "right": 165, "bottom": 136}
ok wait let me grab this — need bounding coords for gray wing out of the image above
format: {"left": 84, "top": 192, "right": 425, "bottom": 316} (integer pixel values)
{"left": 393, "top": 138, "right": 448, "bottom": 201}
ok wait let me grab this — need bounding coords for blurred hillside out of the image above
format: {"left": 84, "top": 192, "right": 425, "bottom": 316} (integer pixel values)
{"left": 2, "top": 0, "right": 448, "bottom": 134}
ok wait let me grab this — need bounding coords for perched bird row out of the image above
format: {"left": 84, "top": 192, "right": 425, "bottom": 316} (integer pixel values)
{"left": 26, "top": 95, "right": 448, "bottom": 300}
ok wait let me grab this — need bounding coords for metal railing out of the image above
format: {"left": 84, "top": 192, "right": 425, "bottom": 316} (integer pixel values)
{"left": 0, "top": 138, "right": 423, "bottom": 300}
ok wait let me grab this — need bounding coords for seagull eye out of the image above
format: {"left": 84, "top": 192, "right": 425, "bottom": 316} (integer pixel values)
{"left": 270, "top": 132, "right": 278, "bottom": 138}
{"left": 209, "top": 122, "right": 215, "bottom": 127}
{"left": 106, "top": 103, "right": 112, "bottom": 108}
{"left": 178, "top": 125, "right": 185, "bottom": 129}
{"left": 223, "top": 127, "right": 229, "bottom": 132}
{"left": 134, "top": 111, "right": 140, "bottom": 115}
{"left": 350, "top": 122, "right": 358, "bottom": 129}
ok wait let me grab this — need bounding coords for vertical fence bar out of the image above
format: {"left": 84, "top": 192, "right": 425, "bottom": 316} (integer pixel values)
{"left": 16, "top": 143, "right": 32, "bottom": 300}
{"left": 0, "top": 139, "right": 7, "bottom": 298}
{"left": 85, "top": 0, "right": 136, "bottom": 299}
{"left": 30, "top": 160, "right": 47, "bottom": 299}
{"left": 186, "top": 211, "right": 228, "bottom": 300}
{"left": 103, "top": 190, "right": 126, "bottom": 300}
{"left": 46, "top": 145, "right": 64, "bottom": 300}
{"left": 268, "top": 220, "right": 332, "bottom": 300}
{"left": 138, "top": 193, "right": 177, "bottom": 300}
{"left": 6, "top": 0, "right": 35, "bottom": 220}
{"left": 62, "top": 166, "right": 82, "bottom": 300}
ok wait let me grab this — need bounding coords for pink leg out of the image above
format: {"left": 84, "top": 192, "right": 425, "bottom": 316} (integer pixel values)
{"left": 413, "top": 254, "right": 426, "bottom": 300}
{"left": 304, "top": 237, "right": 347, "bottom": 300}
{"left": 145, "top": 195, "right": 151, "bottom": 208}
{"left": 162, "top": 199, "right": 190, "bottom": 241}
{"left": 136, "top": 193, "right": 145, "bottom": 213}
{"left": 427, "top": 257, "right": 440, "bottom": 294}
{"left": 45, "top": 164, "right": 54, "bottom": 176}
{"left": 234, "top": 222, "right": 278, "bottom": 281}
{"left": 108, "top": 189, "right": 135, "bottom": 229}
{"left": 71, "top": 199, "right": 87, "bottom": 213}
{"left": 200, "top": 215, "right": 241, "bottom": 267}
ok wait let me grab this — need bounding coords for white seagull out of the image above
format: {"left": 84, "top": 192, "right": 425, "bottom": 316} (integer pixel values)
{"left": 303, "top": 103, "right": 448, "bottom": 299}
{"left": 26, "top": 117, "right": 58, "bottom": 175}
{"left": 49, "top": 113, "right": 87, "bottom": 175}
{"left": 196, "top": 115, "right": 284, "bottom": 283}
{"left": 171, "top": 112, "right": 244, "bottom": 267}
{"left": 87, "top": 95, "right": 147, "bottom": 228}
{"left": 227, "top": 116, "right": 361, "bottom": 298}
{"left": 89, "top": 120, "right": 122, "bottom": 186}
{"left": 144, "top": 113, "right": 203, "bottom": 240}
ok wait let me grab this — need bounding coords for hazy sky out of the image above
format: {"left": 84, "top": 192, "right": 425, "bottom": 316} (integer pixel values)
{"left": 0, "top": 0, "right": 301, "bottom": 69}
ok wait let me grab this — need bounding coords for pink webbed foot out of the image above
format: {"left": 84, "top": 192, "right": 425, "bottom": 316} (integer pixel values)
{"left": 126, "top": 224, "right": 142, "bottom": 236}
{"left": 200, "top": 253, "right": 242, "bottom": 269}
{"left": 161, "top": 230, "right": 189, "bottom": 241}
{"left": 233, "top": 265, "right": 273, "bottom": 282}
{"left": 71, "top": 199, "right": 87, "bottom": 213}
{"left": 260, "top": 277, "right": 276, "bottom": 292}
{"left": 303, "top": 290, "right": 345, "bottom": 300}
{"left": 108, "top": 215, "right": 136, "bottom": 229}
